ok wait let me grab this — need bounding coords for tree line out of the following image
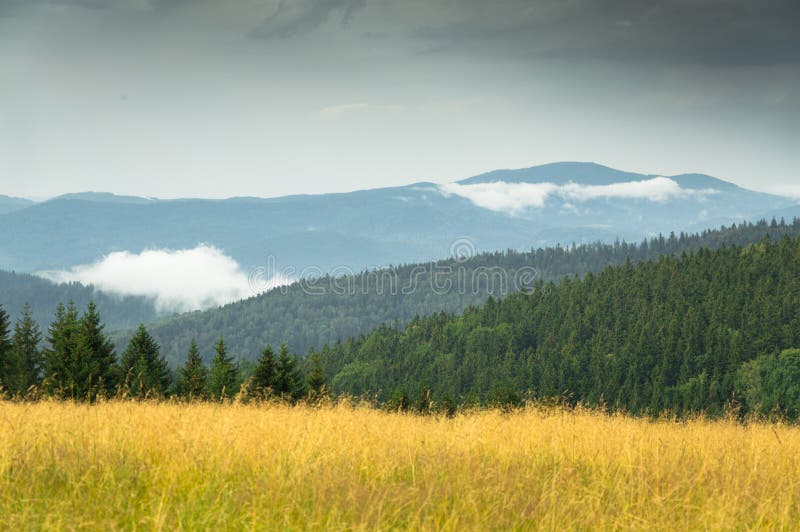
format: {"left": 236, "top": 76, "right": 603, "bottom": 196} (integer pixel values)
{"left": 118, "top": 217, "right": 800, "bottom": 367}
{"left": 0, "top": 301, "right": 327, "bottom": 402}
{"left": 6, "top": 221, "right": 800, "bottom": 419}
{"left": 0, "top": 270, "right": 158, "bottom": 333}
{"left": 314, "top": 235, "right": 800, "bottom": 420}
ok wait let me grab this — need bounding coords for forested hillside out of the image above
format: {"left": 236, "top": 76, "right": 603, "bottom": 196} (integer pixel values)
{"left": 128, "top": 218, "right": 800, "bottom": 366}
{"left": 316, "top": 234, "right": 800, "bottom": 418}
{"left": 0, "top": 271, "right": 158, "bottom": 332}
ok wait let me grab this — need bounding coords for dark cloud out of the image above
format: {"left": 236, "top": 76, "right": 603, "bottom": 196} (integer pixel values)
{"left": 410, "top": 0, "right": 800, "bottom": 66}
{"left": 1, "top": 0, "right": 797, "bottom": 197}
{"left": 0, "top": 0, "right": 202, "bottom": 16}
{"left": 250, "top": 0, "right": 366, "bottom": 39}
{"left": 0, "top": 0, "right": 109, "bottom": 16}
{"left": 6, "top": 0, "right": 797, "bottom": 67}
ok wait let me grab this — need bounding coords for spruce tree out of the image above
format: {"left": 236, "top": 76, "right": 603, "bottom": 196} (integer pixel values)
{"left": 42, "top": 302, "right": 81, "bottom": 398}
{"left": 8, "top": 304, "right": 42, "bottom": 396}
{"left": 0, "top": 305, "right": 10, "bottom": 394}
{"left": 208, "top": 337, "right": 239, "bottom": 400}
{"left": 178, "top": 339, "right": 208, "bottom": 400}
{"left": 120, "top": 324, "right": 171, "bottom": 398}
{"left": 249, "top": 344, "right": 277, "bottom": 399}
{"left": 306, "top": 349, "right": 327, "bottom": 400}
{"left": 78, "top": 301, "right": 118, "bottom": 398}
{"left": 275, "top": 343, "right": 305, "bottom": 400}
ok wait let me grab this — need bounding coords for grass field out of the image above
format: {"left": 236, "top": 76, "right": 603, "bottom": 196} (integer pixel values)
{"left": 1, "top": 401, "right": 799, "bottom": 530}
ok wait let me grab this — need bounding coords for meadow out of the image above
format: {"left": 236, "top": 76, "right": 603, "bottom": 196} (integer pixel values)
{"left": 1, "top": 401, "right": 799, "bottom": 530}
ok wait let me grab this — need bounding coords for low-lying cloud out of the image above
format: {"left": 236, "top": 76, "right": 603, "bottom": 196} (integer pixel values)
{"left": 440, "top": 177, "right": 717, "bottom": 214}
{"left": 39, "top": 245, "right": 292, "bottom": 314}
{"left": 761, "top": 184, "right": 800, "bottom": 202}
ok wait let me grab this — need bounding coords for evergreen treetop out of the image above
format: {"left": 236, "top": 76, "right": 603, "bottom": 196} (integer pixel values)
{"left": 178, "top": 339, "right": 208, "bottom": 400}
{"left": 120, "top": 324, "right": 170, "bottom": 398}
{"left": 208, "top": 337, "right": 239, "bottom": 400}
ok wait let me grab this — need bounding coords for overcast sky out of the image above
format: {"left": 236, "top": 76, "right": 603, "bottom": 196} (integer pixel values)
{"left": 1, "top": 0, "right": 798, "bottom": 200}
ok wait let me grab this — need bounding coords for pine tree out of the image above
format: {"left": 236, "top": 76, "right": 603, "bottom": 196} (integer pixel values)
{"left": 208, "top": 337, "right": 239, "bottom": 400}
{"left": 178, "top": 339, "right": 208, "bottom": 400}
{"left": 8, "top": 304, "right": 42, "bottom": 396}
{"left": 78, "top": 301, "right": 118, "bottom": 398}
{"left": 42, "top": 302, "right": 81, "bottom": 398}
{"left": 306, "top": 349, "right": 327, "bottom": 400}
{"left": 0, "top": 305, "right": 10, "bottom": 394}
{"left": 275, "top": 343, "right": 305, "bottom": 400}
{"left": 249, "top": 344, "right": 277, "bottom": 399}
{"left": 120, "top": 324, "right": 171, "bottom": 398}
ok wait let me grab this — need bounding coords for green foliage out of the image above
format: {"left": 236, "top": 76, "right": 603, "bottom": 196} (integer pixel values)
{"left": 39, "top": 301, "right": 119, "bottom": 400}
{"left": 7, "top": 304, "right": 43, "bottom": 395}
{"left": 249, "top": 345, "right": 277, "bottom": 399}
{"left": 439, "top": 394, "right": 457, "bottom": 417}
{"left": 123, "top": 219, "right": 800, "bottom": 367}
{"left": 274, "top": 344, "right": 306, "bottom": 401}
{"left": 178, "top": 340, "right": 208, "bottom": 400}
{"left": 317, "top": 236, "right": 800, "bottom": 417}
{"left": 10, "top": 220, "right": 800, "bottom": 420}
{"left": 79, "top": 301, "right": 118, "bottom": 396}
{"left": 0, "top": 305, "right": 10, "bottom": 393}
{"left": 208, "top": 337, "right": 240, "bottom": 400}
{"left": 0, "top": 270, "right": 158, "bottom": 335}
{"left": 120, "top": 324, "right": 170, "bottom": 398}
{"left": 413, "top": 387, "right": 433, "bottom": 415}
{"left": 42, "top": 302, "right": 80, "bottom": 399}
{"left": 735, "top": 349, "right": 800, "bottom": 419}
{"left": 387, "top": 388, "right": 410, "bottom": 412}
{"left": 305, "top": 350, "right": 327, "bottom": 400}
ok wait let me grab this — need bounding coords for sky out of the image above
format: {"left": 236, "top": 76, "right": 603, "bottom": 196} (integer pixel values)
{"left": 1, "top": 0, "right": 798, "bottom": 200}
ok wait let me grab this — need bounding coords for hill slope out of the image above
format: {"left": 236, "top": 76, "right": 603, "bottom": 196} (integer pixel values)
{"left": 0, "top": 271, "right": 159, "bottom": 333}
{"left": 118, "top": 218, "right": 800, "bottom": 366}
{"left": 0, "top": 195, "right": 35, "bottom": 215}
{"left": 317, "top": 233, "right": 800, "bottom": 418}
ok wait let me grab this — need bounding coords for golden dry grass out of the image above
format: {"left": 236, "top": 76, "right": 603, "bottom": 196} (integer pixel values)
{"left": 1, "top": 401, "right": 799, "bottom": 530}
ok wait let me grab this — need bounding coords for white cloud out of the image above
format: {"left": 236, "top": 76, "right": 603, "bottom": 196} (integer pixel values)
{"left": 38, "top": 245, "right": 292, "bottom": 314}
{"left": 440, "top": 177, "right": 717, "bottom": 214}
{"left": 440, "top": 181, "right": 557, "bottom": 212}
{"left": 759, "top": 184, "right": 800, "bottom": 201}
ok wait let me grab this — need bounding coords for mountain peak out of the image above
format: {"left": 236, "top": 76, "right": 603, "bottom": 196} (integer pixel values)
{"left": 458, "top": 162, "right": 649, "bottom": 186}
{"left": 0, "top": 195, "right": 36, "bottom": 215}
{"left": 456, "top": 161, "right": 751, "bottom": 191}
{"left": 50, "top": 192, "right": 156, "bottom": 204}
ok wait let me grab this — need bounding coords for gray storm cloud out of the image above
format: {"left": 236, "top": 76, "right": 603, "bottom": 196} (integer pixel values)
{"left": 250, "top": 0, "right": 365, "bottom": 39}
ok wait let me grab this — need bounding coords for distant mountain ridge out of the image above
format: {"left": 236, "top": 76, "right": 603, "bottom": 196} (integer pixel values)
{"left": 53, "top": 192, "right": 157, "bottom": 204}
{"left": 0, "top": 162, "right": 794, "bottom": 274}
{"left": 0, "top": 195, "right": 35, "bottom": 215}
{"left": 459, "top": 162, "right": 739, "bottom": 190}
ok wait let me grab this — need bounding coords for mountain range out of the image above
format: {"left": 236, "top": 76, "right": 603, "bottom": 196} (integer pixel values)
{"left": 0, "top": 162, "right": 795, "bottom": 274}
{"left": 0, "top": 195, "right": 35, "bottom": 215}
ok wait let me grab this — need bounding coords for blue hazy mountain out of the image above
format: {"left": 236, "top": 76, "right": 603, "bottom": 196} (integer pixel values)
{"left": 0, "top": 162, "right": 793, "bottom": 273}
{"left": 53, "top": 192, "right": 157, "bottom": 204}
{"left": 0, "top": 195, "right": 35, "bottom": 215}
{"left": 461, "top": 162, "right": 738, "bottom": 190}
